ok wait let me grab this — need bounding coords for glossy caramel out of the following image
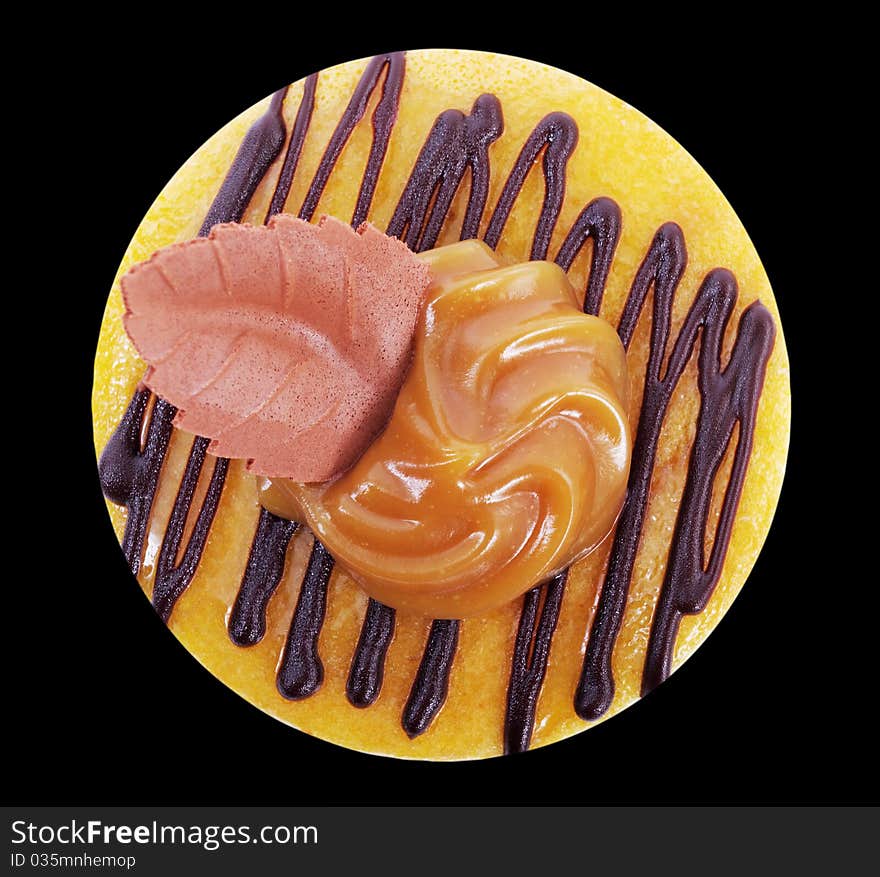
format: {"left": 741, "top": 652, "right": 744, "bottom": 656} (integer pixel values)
{"left": 260, "top": 241, "right": 631, "bottom": 617}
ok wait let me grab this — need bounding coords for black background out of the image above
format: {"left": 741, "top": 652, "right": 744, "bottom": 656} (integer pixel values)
{"left": 10, "top": 26, "right": 866, "bottom": 805}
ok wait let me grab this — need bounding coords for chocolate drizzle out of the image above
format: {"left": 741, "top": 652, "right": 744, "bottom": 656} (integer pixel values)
{"left": 266, "top": 74, "right": 317, "bottom": 222}
{"left": 299, "top": 53, "right": 404, "bottom": 226}
{"left": 229, "top": 510, "right": 299, "bottom": 646}
{"left": 99, "top": 388, "right": 174, "bottom": 573}
{"left": 504, "top": 571, "right": 567, "bottom": 754}
{"left": 575, "top": 223, "right": 687, "bottom": 719}
{"left": 152, "top": 437, "right": 229, "bottom": 622}
{"left": 402, "top": 620, "right": 460, "bottom": 738}
{"left": 387, "top": 94, "right": 503, "bottom": 251}
{"left": 555, "top": 197, "right": 622, "bottom": 316}
{"left": 641, "top": 295, "right": 775, "bottom": 695}
{"left": 201, "top": 87, "right": 289, "bottom": 235}
{"left": 277, "top": 540, "right": 333, "bottom": 700}
{"left": 100, "top": 53, "right": 778, "bottom": 753}
{"left": 574, "top": 225, "right": 775, "bottom": 720}
{"left": 346, "top": 600, "right": 396, "bottom": 707}
{"left": 484, "top": 112, "right": 578, "bottom": 260}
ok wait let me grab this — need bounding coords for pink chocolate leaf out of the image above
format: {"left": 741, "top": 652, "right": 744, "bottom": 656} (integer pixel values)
{"left": 121, "top": 214, "right": 432, "bottom": 482}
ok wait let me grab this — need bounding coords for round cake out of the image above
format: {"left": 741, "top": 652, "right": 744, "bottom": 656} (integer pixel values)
{"left": 92, "top": 49, "right": 790, "bottom": 759}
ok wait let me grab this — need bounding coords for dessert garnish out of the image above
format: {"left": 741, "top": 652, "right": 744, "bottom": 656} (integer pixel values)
{"left": 121, "top": 220, "right": 631, "bottom": 616}
{"left": 262, "top": 240, "right": 630, "bottom": 616}
{"left": 121, "top": 214, "right": 431, "bottom": 483}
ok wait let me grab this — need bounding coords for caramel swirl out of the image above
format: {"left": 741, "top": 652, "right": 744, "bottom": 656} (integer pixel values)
{"left": 261, "top": 241, "right": 631, "bottom": 617}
